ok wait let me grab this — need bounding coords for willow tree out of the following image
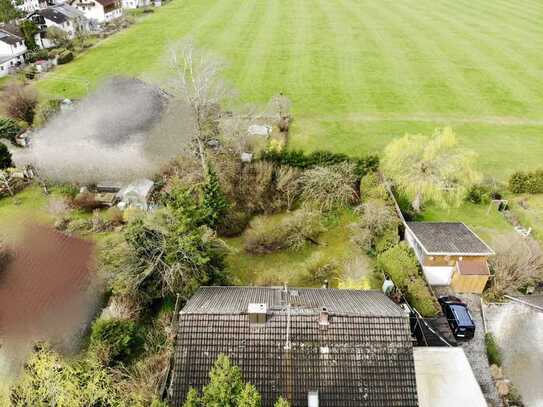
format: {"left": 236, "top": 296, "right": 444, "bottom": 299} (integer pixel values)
{"left": 382, "top": 127, "right": 480, "bottom": 213}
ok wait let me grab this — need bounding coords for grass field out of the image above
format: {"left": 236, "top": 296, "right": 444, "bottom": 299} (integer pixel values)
{"left": 36, "top": 0, "right": 543, "bottom": 179}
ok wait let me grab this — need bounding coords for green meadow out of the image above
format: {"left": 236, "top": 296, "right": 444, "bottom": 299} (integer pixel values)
{"left": 37, "top": 0, "right": 543, "bottom": 180}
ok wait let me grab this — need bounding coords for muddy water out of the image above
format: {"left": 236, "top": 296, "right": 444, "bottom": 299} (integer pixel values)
{"left": 486, "top": 303, "right": 543, "bottom": 407}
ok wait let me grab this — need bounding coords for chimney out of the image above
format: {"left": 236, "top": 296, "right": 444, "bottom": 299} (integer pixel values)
{"left": 247, "top": 303, "right": 267, "bottom": 325}
{"left": 319, "top": 307, "right": 329, "bottom": 328}
{"left": 308, "top": 390, "right": 319, "bottom": 407}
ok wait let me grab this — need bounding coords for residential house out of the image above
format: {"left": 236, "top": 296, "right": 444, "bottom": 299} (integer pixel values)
{"left": 0, "top": 24, "right": 27, "bottom": 78}
{"left": 121, "top": 0, "right": 149, "bottom": 9}
{"left": 28, "top": 4, "right": 88, "bottom": 49}
{"left": 69, "top": 0, "right": 122, "bottom": 24}
{"left": 12, "top": 0, "right": 42, "bottom": 13}
{"left": 405, "top": 222, "right": 494, "bottom": 293}
{"left": 168, "top": 286, "right": 419, "bottom": 406}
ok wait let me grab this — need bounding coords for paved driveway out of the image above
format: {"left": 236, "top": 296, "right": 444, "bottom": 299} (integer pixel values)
{"left": 433, "top": 288, "right": 502, "bottom": 407}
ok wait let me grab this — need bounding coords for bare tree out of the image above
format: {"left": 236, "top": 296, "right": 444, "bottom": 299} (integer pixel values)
{"left": 488, "top": 233, "right": 543, "bottom": 298}
{"left": 167, "top": 40, "right": 230, "bottom": 173}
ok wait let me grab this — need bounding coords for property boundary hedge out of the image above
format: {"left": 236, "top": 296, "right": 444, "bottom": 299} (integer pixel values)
{"left": 376, "top": 242, "right": 440, "bottom": 317}
{"left": 509, "top": 170, "right": 543, "bottom": 194}
{"left": 260, "top": 149, "right": 379, "bottom": 178}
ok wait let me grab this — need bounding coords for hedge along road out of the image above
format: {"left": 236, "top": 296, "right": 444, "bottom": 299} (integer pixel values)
{"left": 37, "top": 0, "right": 543, "bottom": 180}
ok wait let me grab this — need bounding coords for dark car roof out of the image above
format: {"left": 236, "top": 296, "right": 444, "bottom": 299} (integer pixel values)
{"left": 450, "top": 304, "right": 474, "bottom": 327}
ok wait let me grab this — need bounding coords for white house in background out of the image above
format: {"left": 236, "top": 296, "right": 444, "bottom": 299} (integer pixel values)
{"left": 28, "top": 4, "right": 88, "bottom": 48}
{"left": 12, "top": 0, "right": 42, "bottom": 13}
{"left": 0, "top": 24, "right": 27, "bottom": 78}
{"left": 69, "top": 0, "right": 122, "bottom": 24}
{"left": 405, "top": 222, "right": 494, "bottom": 293}
{"left": 121, "top": 0, "right": 149, "bottom": 9}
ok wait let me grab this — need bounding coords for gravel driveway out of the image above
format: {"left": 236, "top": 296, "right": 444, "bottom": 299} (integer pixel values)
{"left": 459, "top": 294, "right": 502, "bottom": 407}
{"left": 433, "top": 288, "right": 502, "bottom": 406}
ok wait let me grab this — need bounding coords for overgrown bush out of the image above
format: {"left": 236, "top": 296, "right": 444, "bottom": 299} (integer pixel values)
{"left": 487, "top": 234, "right": 543, "bottom": 299}
{"left": 90, "top": 317, "right": 143, "bottom": 365}
{"left": 485, "top": 332, "right": 502, "bottom": 366}
{"left": 244, "top": 209, "right": 324, "bottom": 254}
{"left": 466, "top": 184, "right": 492, "bottom": 204}
{"left": 299, "top": 252, "right": 339, "bottom": 286}
{"left": 72, "top": 192, "right": 105, "bottom": 212}
{"left": 10, "top": 345, "right": 133, "bottom": 406}
{"left": 260, "top": 149, "right": 378, "bottom": 177}
{"left": 57, "top": 50, "right": 74, "bottom": 65}
{"left": 0, "top": 117, "right": 22, "bottom": 144}
{"left": 376, "top": 243, "right": 439, "bottom": 317}
{"left": 359, "top": 171, "right": 389, "bottom": 202}
{"left": 351, "top": 199, "right": 399, "bottom": 255}
{"left": 3, "top": 84, "right": 38, "bottom": 125}
{"left": 508, "top": 170, "right": 543, "bottom": 194}
{"left": 301, "top": 162, "right": 358, "bottom": 211}
{"left": 25, "top": 48, "right": 50, "bottom": 63}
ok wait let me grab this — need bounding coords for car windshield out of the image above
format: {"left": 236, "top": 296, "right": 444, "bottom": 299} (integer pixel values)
{"left": 450, "top": 304, "right": 474, "bottom": 327}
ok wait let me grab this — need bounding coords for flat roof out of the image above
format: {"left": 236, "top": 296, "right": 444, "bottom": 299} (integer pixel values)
{"left": 414, "top": 347, "right": 487, "bottom": 407}
{"left": 406, "top": 222, "right": 494, "bottom": 256}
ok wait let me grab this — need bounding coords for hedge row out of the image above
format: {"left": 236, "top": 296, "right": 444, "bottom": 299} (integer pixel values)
{"left": 376, "top": 242, "right": 440, "bottom": 317}
{"left": 509, "top": 170, "right": 543, "bottom": 194}
{"left": 260, "top": 149, "right": 379, "bottom": 177}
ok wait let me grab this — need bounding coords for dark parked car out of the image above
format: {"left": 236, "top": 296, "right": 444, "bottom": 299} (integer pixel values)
{"left": 438, "top": 296, "right": 475, "bottom": 339}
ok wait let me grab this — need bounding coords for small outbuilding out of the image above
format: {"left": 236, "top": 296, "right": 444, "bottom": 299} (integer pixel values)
{"left": 405, "top": 222, "right": 494, "bottom": 294}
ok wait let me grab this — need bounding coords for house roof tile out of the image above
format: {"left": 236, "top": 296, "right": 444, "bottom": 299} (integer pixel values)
{"left": 169, "top": 286, "right": 418, "bottom": 407}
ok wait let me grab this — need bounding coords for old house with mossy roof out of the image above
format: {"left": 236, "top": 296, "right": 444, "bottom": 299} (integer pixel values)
{"left": 168, "top": 286, "right": 419, "bottom": 407}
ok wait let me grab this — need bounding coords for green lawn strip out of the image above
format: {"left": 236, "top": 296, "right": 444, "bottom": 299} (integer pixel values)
{"left": 224, "top": 209, "right": 379, "bottom": 289}
{"left": 33, "top": 0, "right": 543, "bottom": 181}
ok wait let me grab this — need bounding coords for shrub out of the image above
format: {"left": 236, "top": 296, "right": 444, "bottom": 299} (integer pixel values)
{"left": 485, "top": 332, "right": 502, "bottom": 366}
{"left": 465, "top": 184, "right": 491, "bottom": 204}
{"left": 72, "top": 192, "right": 105, "bottom": 211}
{"left": 508, "top": 170, "right": 543, "bottom": 194}
{"left": 216, "top": 207, "right": 251, "bottom": 237}
{"left": 376, "top": 243, "right": 439, "bottom": 317}
{"left": 299, "top": 252, "right": 339, "bottom": 286}
{"left": 351, "top": 199, "right": 399, "bottom": 255}
{"left": 24, "top": 48, "right": 50, "bottom": 63}
{"left": 3, "top": 84, "right": 38, "bottom": 125}
{"left": 57, "top": 50, "right": 74, "bottom": 65}
{"left": 57, "top": 182, "right": 79, "bottom": 199}
{"left": 90, "top": 317, "right": 143, "bottom": 365}
{"left": 244, "top": 209, "right": 324, "bottom": 254}
{"left": 360, "top": 172, "right": 389, "bottom": 201}
{"left": 0, "top": 143, "right": 13, "bottom": 169}
{"left": 301, "top": 162, "right": 358, "bottom": 211}
{"left": 260, "top": 149, "right": 379, "bottom": 178}
{"left": 0, "top": 117, "right": 22, "bottom": 144}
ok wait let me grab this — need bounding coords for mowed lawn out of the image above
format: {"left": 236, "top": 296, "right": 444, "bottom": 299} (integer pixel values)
{"left": 38, "top": 0, "right": 543, "bottom": 179}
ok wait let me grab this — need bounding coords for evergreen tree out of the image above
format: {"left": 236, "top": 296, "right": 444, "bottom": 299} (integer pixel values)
{"left": 183, "top": 355, "right": 262, "bottom": 407}
{"left": 0, "top": 143, "right": 13, "bottom": 170}
{"left": 202, "top": 164, "right": 228, "bottom": 227}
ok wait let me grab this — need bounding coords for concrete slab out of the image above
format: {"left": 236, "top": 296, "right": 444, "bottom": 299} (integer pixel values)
{"left": 414, "top": 347, "right": 487, "bottom": 407}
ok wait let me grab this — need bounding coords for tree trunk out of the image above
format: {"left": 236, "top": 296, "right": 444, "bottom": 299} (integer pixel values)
{"left": 412, "top": 191, "right": 422, "bottom": 213}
